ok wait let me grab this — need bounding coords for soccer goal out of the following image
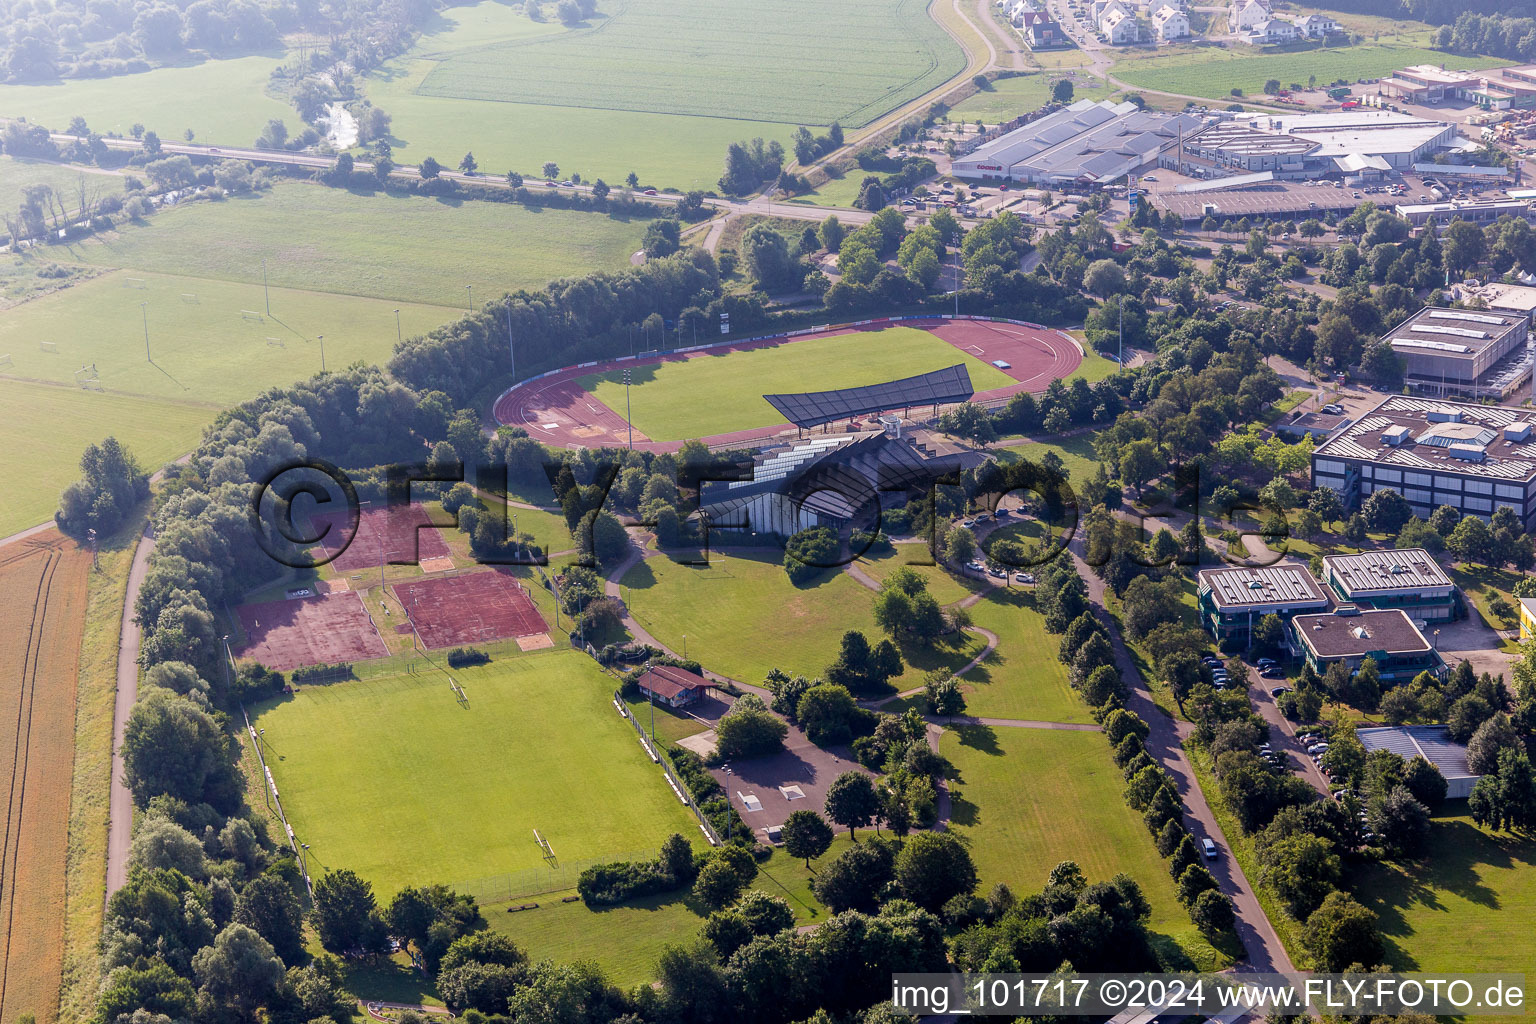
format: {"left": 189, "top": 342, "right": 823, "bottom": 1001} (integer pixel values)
{"left": 0, "top": 354, "right": 12, "bottom": 369}
{"left": 180, "top": 292, "right": 199, "bottom": 304}
{"left": 240, "top": 310, "right": 266, "bottom": 323}
{"left": 38, "top": 341, "right": 58, "bottom": 353}
{"left": 533, "top": 829, "right": 557, "bottom": 867}
{"left": 123, "top": 277, "right": 147, "bottom": 290}
{"left": 265, "top": 337, "right": 285, "bottom": 348}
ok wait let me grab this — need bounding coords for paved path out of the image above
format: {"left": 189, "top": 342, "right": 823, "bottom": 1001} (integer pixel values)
{"left": 1068, "top": 533, "right": 1294, "bottom": 973}
{"left": 104, "top": 527, "right": 155, "bottom": 899}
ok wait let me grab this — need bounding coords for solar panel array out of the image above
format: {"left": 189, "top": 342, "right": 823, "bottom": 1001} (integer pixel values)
{"left": 762, "top": 364, "right": 976, "bottom": 428}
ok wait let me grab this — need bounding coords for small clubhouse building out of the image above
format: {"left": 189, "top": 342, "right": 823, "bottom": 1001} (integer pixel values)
{"left": 636, "top": 664, "right": 717, "bottom": 708}
{"left": 1197, "top": 564, "right": 1330, "bottom": 647}
{"left": 1290, "top": 607, "right": 1444, "bottom": 681}
{"left": 1320, "top": 548, "right": 1459, "bottom": 623}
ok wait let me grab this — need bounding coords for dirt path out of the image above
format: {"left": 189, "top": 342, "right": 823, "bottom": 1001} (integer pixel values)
{"left": 104, "top": 527, "right": 154, "bottom": 899}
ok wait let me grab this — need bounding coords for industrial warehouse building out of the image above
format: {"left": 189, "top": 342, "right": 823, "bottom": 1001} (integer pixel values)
{"left": 1167, "top": 110, "right": 1460, "bottom": 178}
{"left": 1197, "top": 563, "right": 1330, "bottom": 647}
{"left": 1311, "top": 397, "right": 1536, "bottom": 529}
{"left": 1358, "top": 725, "right": 1480, "bottom": 798}
{"left": 951, "top": 99, "right": 1205, "bottom": 185}
{"left": 1320, "top": 548, "right": 1460, "bottom": 623}
{"left": 1290, "top": 607, "right": 1444, "bottom": 681}
{"left": 1382, "top": 307, "right": 1531, "bottom": 400}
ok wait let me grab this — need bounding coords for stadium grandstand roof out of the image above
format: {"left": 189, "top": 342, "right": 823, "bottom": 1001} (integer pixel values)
{"left": 762, "top": 365, "right": 975, "bottom": 428}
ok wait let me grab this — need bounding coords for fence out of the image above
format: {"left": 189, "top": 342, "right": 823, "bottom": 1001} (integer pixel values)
{"left": 455, "top": 847, "right": 659, "bottom": 905}
{"left": 614, "top": 689, "right": 723, "bottom": 847}
{"left": 241, "top": 703, "right": 313, "bottom": 899}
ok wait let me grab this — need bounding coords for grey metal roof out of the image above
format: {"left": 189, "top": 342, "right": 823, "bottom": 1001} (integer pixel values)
{"left": 1198, "top": 564, "right": 1329, "bottom": 611}
{"left": 1322, "top": 548, "right": 1453, "bottom": 595}
{"left": 1358, "top": 725, "right": 1478, "bottom": 781}
{"left": 762, "top": 365, "right": 974, "bottom": 428}
{"left": 1313, "top": 396, "right": 1536, "bottom": 482}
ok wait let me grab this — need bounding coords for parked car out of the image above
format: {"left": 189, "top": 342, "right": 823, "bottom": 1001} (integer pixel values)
{"left": 1015, "top": 572, "right": 1036, "bottom": 584}
{"left": 1260, "top": 666, "right": 1282, "bottom": 678}
{"left": 1269, "top": 685, "right": 1290, "bottom": 697}
{"left": 961, "top": 519, "right": 976, "bottom": 527}
{"left": 1202, "top": 838, "right": 1218, "bottom": 860}
{"left": 1256, "top": 657, "right": 1277, "bottom": 668}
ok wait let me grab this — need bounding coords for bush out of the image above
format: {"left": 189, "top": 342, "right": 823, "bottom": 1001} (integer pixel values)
{"left": 290, "top": 662, "right": 355, "bottom": 684}
{"left": 576, "top": 860, "right": 671, "bottom": 906}
{"left": 784, "top": 526, "right": 838, "bottom": 584}
{"left": 446, "top": 647, "right": 490, "bottom": 669}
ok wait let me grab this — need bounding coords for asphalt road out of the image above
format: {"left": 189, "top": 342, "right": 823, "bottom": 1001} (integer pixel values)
{"left": 104, "top": 526, "right": 154, "bottom": 898}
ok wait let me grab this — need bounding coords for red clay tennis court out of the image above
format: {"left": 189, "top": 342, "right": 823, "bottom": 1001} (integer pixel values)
{"left": 311, "top": 504, "right": 451, "bottom": 574}
{"left": 393, "top": 569, "right": 549, "bottom": 649}
{"left": 234, "top": 592, "right": 389, "bottom": 671}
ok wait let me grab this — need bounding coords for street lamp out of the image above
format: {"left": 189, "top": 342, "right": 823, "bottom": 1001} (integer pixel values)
{"left": 317, "top": 334, "right": 325, "bottom": 373}
{"left": 140, "top": 301, "right": 151, "bottom": 361}
{"left": 393, "top": 309, "right": 402, "bottom": 343}
{"left": 465, "top": 284, "right": 473, "bottom": 312}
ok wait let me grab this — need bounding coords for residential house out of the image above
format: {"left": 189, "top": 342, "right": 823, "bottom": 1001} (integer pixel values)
{"left": 1228, "top": 0, "right": 1270, "bottom": 32}
{"left": 1245, "top": 17, "right": 1299, "bottom": 44}
{"left": 1291, "top": 12, "right": 1339, "bottom": 37}
{"left": 1101, "top": 7, "right": 1139, "bottom": 43}
{"left": 1026, "top": 18, "right": 1071, "bottom": 47}
{"left": 1153, "top": 7, "right": 1190, "bottom": 41}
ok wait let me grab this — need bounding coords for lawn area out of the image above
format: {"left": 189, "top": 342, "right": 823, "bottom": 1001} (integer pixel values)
{"left": 957, "top": 588, "right": 1092, "bottom": 724}
{"left": 1353, "top": 812, "right": 1536, "bottom": 987}
{"left": 857, "top": 546, "right": 978, "bottom": 606}
{"left": 619, "top": 546, "right": 980, "bottom": 688}
{"left": 60, "top": 183, "right": 648, "bottom": 306}
{"left": 0, "top": 268, "right": 453, "bottom": 405}
{"left": 0, "top": 55, "right": 294, "bottom": 147}
{"left": 1110, "top": 44, "right": 1510, "bottom": 101}
{"left": 624, "top": 697, "right": 710, "bottom": 744}
{"left": 995, "top": 431, "right": 1102, "bottom": 484}
{"left": 1447, "top": 563, "right": 1523, "bottom": 638}
{"left": 0, "top": 379, "right": 213, "bottom": 538}
{"left": 0, "top": 156, "right": 129, "bottom": 215}
{"left": 412, "top": 0, "right": 962, "bottom": 128}
{"left": 579, "top": 327, "right": 1017, "bottom": 441}
{"left": 949, "top": 73, "right": 1054, "bottom": 122}
{"left": 489, "top": 838, "right": 851, "bottom": 987}
{"left": 942, "top": 725, "right": 1229, "bottom": 971}
{"left": 249, "top": 649, "right": 699, "bottom": 897}
{"left": 787, "top": 168, "right": 869, "bottom": 209}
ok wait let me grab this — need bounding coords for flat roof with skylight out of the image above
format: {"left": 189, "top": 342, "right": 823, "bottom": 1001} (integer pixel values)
{"left": 1314, "top": 397, "right": 1536, "bottom": 483}
{"left": 1197, "top": 564, "right": 1329, "bottom": 612}
{"left": 1321, "top": 549, "right": 1452, "bottom": 596}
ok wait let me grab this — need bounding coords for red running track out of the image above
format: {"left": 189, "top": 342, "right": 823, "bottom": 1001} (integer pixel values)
{"left": 491, "top": 317, "right": 1083, "bottom": 453}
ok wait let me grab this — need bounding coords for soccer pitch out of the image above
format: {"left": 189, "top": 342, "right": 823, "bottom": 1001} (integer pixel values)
{"left": 577, "top": 327, "right": 1018, "bottom": 442}
{"left": 61, "top": 183, "right": 648, "bottom": 306}
{"left": 249, "top": 649, "right": 699, "bottom": 896}
{"left": 0, "top": 270, "right": 454, "bottom": 406}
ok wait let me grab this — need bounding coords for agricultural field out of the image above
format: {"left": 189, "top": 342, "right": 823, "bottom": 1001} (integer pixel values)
{"left": 413, "top": 0, "right": 962, "bottom": 127}
{"left": 60, "top": 183, "right": 649, "bottom": 306}
{"left": 1110, "top": 44, "right": 1510, "bottom": 101}
{"left": 365, "top": 0, "right": 963, "bottom": 188}
{"left": 578, "top": 327, "right": 1017, "bottom": 441}
{"left": 0, "top": 55, "right": 293, "bottom": 147}
{"left": 941, "top": 725, "right": 1228, "bottom": 971}
{"left": 250, "top": 648, "right": 700, "bottom": 896}
{"left": 620, "top": 545, "right": 983, "bottom": 688}
{"left": 1353, "top": 814, "right": 1536, "bottom": 994}
{"left": 0, "top": 531, "right": 93, "bottom": 1024}
{"left": 0, "top": 380, "right": 212, "bottom": 539}
{"left": 0, "top": 270, "right": 451, "bottom": 406}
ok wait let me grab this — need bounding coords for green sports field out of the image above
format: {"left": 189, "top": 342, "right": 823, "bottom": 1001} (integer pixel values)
{"left": 0, "top": 270, "right": 452, "bottom": 405}
{"left": 60, "top": 183, "right": 647, "bottom": 306}
{"left": 942, "top": 726, "right": 1229, "bottom": 970}
{"left": 250, "top": 649, "right": 699, "bottom": 896}
{"left": 1111, "top": 44, "right": 1510, "bottom": 101}
{"left": 0, "top": 55, "right": 293, "bottom": 147}
{"left": 579, "top": 327, "right": 1017, "bottom": 442}
{"left": 413, "top": 0, "right": 962, "bottom": 128}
